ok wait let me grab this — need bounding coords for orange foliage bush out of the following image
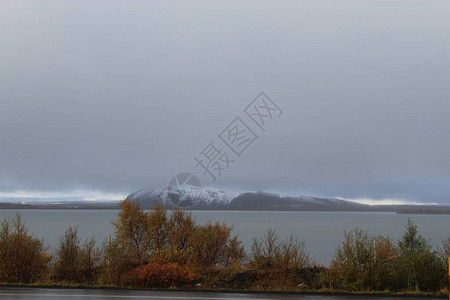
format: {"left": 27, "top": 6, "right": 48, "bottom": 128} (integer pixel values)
{"left": 122, "top": 262, "right": 195, "bottom": 288}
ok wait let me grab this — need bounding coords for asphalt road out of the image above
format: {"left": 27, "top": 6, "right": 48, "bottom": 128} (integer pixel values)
{"left": 0, "top": 288, "right": 444, "bottom": 300}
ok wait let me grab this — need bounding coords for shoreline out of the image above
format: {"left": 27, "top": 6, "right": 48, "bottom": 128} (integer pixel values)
{"left": 2, "top": 204, "right": 450, "bottom": 215}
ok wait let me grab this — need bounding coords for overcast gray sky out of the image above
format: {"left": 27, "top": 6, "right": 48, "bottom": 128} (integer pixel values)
{"left": 1, "top": 0, "right": 450, "bottom": 204}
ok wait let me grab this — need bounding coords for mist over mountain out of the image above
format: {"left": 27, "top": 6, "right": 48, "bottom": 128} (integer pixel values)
{"left": 127, "top": 186, "right": 374, "bottom": 211}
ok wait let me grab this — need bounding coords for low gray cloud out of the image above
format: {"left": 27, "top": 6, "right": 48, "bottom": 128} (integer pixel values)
{"left": 1, "top": 0, "right": 450, "bottom": 203}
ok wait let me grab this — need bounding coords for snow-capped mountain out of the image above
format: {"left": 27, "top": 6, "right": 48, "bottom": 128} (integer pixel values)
{"left": 127, "top": 186, "right": 240, "bottom": 208}
{"left": 126, "top": 187, "right": 368, "bottom": 211}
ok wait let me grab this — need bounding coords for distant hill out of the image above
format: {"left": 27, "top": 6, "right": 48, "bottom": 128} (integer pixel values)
{"left": 127, "top": 186, "right": 369, "bottom": 210}
{"left": 228, "top": 192, "right": 368, "bottom": 211}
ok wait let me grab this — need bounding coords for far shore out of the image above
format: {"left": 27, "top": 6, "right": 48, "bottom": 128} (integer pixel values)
{"left": 2, "top": 201, "right": 450, "bottom": 215}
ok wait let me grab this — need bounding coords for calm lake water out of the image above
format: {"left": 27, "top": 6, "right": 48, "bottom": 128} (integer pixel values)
{"left": 0, "top": 209, "right": 449, "bottom": 265}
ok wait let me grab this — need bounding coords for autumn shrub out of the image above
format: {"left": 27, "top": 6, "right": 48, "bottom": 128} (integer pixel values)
{"left": 0, "top": 213, "right": 50, "bottom": 283}
{"left": 107, "top": 201, "right": 246, "bottom": 288}
{"left": 52, "top": 226, "right": 81, "bottom": 282}
{"left": 329, "top": 228, "right": 403, "bottom": 291}
{"left": 249, "top": 229, "right": 311, "bottom": 289}
{"left": 121, "top": 262, "right": 195, "bottom": 288}
{"left": 78, "top": 237, "right": 101, "bottom": 284}
{"left": 167, "top": 209, "right": 195, "bottom": 252}
{"left": 371, "top": 236, "right": 399, "bottom": 291}
{"left": 98, "top": 236, "right": 133, "bottom": 286}
{"left": 112, "top": 199, "right": 151, "bottom": 264}
{"left": 147, "top": 203, "right": 170, "bottom": 251}
{"left": 188, "top": 221, "right": 243, "bottom": 272}
{"left": 329, "top": 220, "right": 445, "bottom": 293}
{"left": 329, "top": 228, "right": 375, "bottom": 290}
{"left": 52, "top": 226, "right": 101, "bottom": 284}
